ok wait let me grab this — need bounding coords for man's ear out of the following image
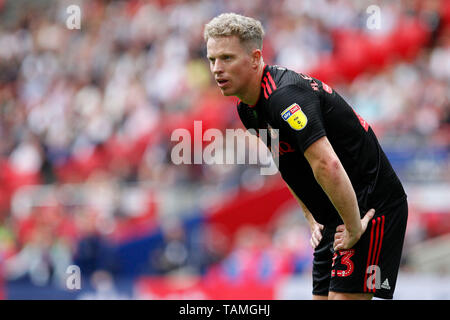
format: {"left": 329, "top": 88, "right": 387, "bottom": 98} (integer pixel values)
{"left": 251, "top": 49, "right": 262, "bottom": 69}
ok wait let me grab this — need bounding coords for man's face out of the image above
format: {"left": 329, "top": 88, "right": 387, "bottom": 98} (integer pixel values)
{"left": 206, "top": 36, "right": 255, "bottom": 97}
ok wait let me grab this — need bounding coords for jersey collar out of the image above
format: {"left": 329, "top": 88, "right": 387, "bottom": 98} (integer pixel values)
{"left": 249, "top": 64, "right": 268, "bottom": 108}
{"left": 238, "top": 64, "right": 268, "bottom": 108}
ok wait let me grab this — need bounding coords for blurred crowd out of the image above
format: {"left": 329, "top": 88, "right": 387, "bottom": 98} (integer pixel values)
{"left": 0, "top": 0, "right": 449, "bottom": 296}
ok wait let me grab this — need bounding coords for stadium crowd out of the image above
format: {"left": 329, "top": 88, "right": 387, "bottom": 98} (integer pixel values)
{"left": 0, "top": 0, "right": 448, "bottom": 297}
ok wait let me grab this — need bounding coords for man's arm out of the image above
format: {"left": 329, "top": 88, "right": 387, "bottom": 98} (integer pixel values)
{"left": 266, "top": 85, "right": 373, "bottom": 249}
{"left": 304, "top": 136, "right": 374, "bottom": 250}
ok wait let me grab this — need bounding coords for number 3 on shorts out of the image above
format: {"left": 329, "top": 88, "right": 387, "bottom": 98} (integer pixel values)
{"left": 331, "top": 249, "right": 355, "bottom": 277}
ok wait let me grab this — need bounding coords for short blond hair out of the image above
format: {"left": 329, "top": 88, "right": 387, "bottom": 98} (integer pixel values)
{"left": 204, "top": 13, "right": 265, "bottom": 51}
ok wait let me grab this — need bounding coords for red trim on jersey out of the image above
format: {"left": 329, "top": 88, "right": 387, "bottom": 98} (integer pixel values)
{"left": 261, "top": 70, "right": 277, "bottom": 100}
{"left": 261, "top": 83, "right": 269, "bottom": 99}
{"left": 248, "top": 64, "right": 268, "bottom": 108}
{"left": 266, "top": 72, "right": 277, "bottom": 91}
{"left": 263, "top": 77, "right": 272, "bottom": 94}
{"left": 352, "top": 109, "right": 369, "bottom": 132}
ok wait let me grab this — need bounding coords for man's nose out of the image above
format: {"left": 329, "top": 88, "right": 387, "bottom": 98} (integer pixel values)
{"left": 212, "top": 60, "right": 223, "bottom": 74}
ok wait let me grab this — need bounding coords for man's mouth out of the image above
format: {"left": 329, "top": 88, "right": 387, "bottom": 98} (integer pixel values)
{"left": 216, "top": 79, "right": 229, "bottom": 88}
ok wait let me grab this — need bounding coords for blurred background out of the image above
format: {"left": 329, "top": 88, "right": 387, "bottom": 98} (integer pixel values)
{"left": 0, "top": 0, "right": 449, "bottom": 300}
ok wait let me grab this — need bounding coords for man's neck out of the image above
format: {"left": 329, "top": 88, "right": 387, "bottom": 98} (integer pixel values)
{"left": 238, "top": 61, "right": 265, "bottom": 106}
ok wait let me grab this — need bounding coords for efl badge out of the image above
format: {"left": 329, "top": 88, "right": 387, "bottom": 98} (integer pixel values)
{"left": 281, "top": 103, "right": 307, "bottom": 131}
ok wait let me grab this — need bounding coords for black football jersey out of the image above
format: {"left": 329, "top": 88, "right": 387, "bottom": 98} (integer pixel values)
{"left": 237, "top": 65, "right": 406, "bottom": 227}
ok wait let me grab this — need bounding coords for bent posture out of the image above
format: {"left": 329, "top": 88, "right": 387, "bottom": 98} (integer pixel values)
{"left": 204, "top": 13, "right": 408, "bottom": 300}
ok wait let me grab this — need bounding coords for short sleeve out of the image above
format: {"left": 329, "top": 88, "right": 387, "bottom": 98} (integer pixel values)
{"left": 268, "top": 85, "right": 326, "bottom": 153}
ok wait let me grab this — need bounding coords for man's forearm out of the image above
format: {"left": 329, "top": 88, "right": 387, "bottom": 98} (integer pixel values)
{"left": 304, "top": 136, "right": 362, "bottom": 235}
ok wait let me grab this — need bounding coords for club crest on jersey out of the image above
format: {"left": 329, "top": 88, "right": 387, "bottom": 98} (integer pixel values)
{"left": 281, "top": 103, "right": 307, "bottom": 131}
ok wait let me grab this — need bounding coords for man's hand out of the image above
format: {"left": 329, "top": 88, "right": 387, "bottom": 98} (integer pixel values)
{"left": 333, "top": 209, "right": 375, "bottom": 251}
{"left": 310, "top": 221, "right": 324, "bottom": 249}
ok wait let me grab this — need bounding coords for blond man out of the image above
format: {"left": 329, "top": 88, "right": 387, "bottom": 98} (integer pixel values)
{"left": 203, "top": 13, "right": 408, "bottom": 300}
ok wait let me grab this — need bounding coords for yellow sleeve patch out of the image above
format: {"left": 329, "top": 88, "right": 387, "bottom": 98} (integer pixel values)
{"left": 281, "top": 103, "right": 308, "bottom": 131}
